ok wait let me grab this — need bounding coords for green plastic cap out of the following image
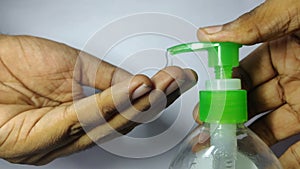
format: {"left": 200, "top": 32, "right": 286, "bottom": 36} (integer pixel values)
{"left": 199, "top": 90, "right": 247, "bottom": 123}
{"left": 167, "top": 42, "right": 241, "bottom": 79}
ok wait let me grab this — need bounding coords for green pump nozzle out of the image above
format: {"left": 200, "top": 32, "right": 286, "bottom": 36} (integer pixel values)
{"left": 167, "top": 42, "right": 241, "bottom": 79}
{"left": 167, "top": 42, "right": 247, "bottom": 124}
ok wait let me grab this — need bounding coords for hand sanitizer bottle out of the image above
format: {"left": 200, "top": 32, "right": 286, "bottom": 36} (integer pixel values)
{"left": 167, "top": 42, "right": 283, "bottom": 169}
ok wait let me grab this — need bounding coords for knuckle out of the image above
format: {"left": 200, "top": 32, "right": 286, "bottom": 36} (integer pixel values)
{"left": 68, "top": 123, "right": 84, "bottom": 137}
{"left": 60, "top": 106, "right": 85, "bottom": 140}
{"left": 132, "top": 74, "right": 152, "bottom": 86}
{"left": 164, "top": 66, "right": 184, "bottom": 78}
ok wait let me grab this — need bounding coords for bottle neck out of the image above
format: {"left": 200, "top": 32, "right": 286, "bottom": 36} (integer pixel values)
{"left": 205, "top": 79, "right": 241, "bottom": 90}
{"left": 214, "top": 66, "right": 232, "bottom": 79}
{"left": 204, "top": 122, "right": 245, "bottom": 129}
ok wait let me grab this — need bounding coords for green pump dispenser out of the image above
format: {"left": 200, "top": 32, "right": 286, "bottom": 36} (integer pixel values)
{"left": 168, "top": 42, "right": 239, "bottom": 79}
{"left": 167, "top": 42, "right": 283, "bottom": 169}
{"left": 168, "top": 42, "right": 247, "bottom": 124}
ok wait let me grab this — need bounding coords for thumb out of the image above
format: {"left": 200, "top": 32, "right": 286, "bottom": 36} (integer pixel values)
{"left": 198, "top": 0, "right": 300, "bottom": 45}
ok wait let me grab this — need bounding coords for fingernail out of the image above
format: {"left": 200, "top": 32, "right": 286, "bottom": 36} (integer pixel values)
{"left": 202, "top": 25, "right": 223, "bottom": 34}
{"left": 185, "top": 69, "right": 198, "bottom": 82}
{"left": 165, "top": 80, "right": 185, "bottom": 95}
{"left": 132, "top": 84, "right": 152, "bottom": 100}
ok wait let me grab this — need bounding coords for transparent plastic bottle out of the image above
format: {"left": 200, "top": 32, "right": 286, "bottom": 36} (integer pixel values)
{"left": 169, "top": 123, "right": 282, "bottom": 169}
{"left": 167, "top": 42, "right": 283, "bottom": 169}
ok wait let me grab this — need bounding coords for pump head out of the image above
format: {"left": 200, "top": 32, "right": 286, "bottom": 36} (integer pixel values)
{"left": 167, "top": 42, "right": 247, "bottom": 124}
{"left": 167, "top": 42, "right": 241, "bottom": 79}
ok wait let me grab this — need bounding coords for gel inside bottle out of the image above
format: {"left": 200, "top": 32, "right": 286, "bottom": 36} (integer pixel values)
{"left": 167, "top": 42, "right": 282, "bottom": 169}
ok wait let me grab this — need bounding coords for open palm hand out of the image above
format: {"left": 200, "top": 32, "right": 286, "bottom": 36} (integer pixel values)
{"left": 0, "top": 35, "right": 197, "bottom": 165}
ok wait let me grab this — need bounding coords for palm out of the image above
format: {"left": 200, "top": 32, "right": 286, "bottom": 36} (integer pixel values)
{"left": 0, "top": 37, "right": 80, "bottom": 104}
{"left": 0, "top": 36, "right": 86, "bottom": 163}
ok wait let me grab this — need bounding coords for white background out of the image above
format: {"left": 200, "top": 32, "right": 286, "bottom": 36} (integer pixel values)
{"left": 0, "top": 0, "right": 285, "bottom": 169}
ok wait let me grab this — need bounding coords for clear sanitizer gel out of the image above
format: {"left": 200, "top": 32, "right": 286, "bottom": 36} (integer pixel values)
{"left": 167, "top": 42, "right": 283, "bottom": 169}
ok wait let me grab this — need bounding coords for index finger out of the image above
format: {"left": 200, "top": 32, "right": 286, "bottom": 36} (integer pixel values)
{"left": 197, "top": 0, "right": 300, "bottom": 45}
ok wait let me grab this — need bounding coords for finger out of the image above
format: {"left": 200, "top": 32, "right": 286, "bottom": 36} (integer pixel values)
{"left": 35, "top": 67, "right": 198, "bottom": 164}
{"left": 77, "top": 51, "right": 132, "bottom": 90}
{"left": 232, "top": 42, "right": 280, "bottom": 117}
{"left": 192, "top": 131, "right": 210, "bottom": 153}
{"left": 236, "top": 43, "right": 277, "bottom": 89}
{"left": 151, "top": 66, "right": 186, "bottom": 94}
{"left": 279, "top": 141, "right": 300, "bottom": 169}
{"left": 40, "top": 66, "right": 197, "bottom": 163}
{"left": 122, "top": 66, "right": 198, "bottom": 123}
{"left": 73, "top": 74, "right": 153, "bottom": 126}
{"left": 36, "top": 91, "right": 157, "bottom": 165}
{"left": 151, "top": 67, "right": 197, "bottom": 106}
{"left": 197, "top": 0, "right": 300, "bottom": 44}
{"left": 192, "top": 103, "right": 202, "bottom": 124}
{"left": 247, "top": 77, "right": 285, "bottom": 117}
{"left": 250, "top": 104, "right": 300, "bottom": 146}
{"left": 152, "top": 67, "right": 201, "bottom": 123}
{"left": 181, "top": 68, "right": 198, "bottom": 93}
{"left": 227, "top": 43, "right": 280, "bottom": 118}
{"left": 235, "top": 35, "right": 300, "bottom": 118}
{"left": 151, "top": 66, "right": 197, "bottom": 92}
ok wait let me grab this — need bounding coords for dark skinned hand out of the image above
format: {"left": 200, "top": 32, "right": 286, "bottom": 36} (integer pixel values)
{"left": 0, "top": 35, "right": 197, "bottom": 165}
{"left": 194, "top": 0, "right": 300, "bottom": 168}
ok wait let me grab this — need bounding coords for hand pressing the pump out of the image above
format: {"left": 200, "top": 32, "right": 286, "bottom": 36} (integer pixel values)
{"left": 0, "top": 35, "right": 197, "bottom": 165}
{"left": 195, "top": 0, "right": 300, "bottom": 168}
